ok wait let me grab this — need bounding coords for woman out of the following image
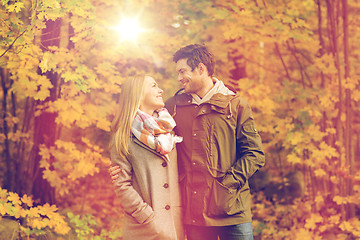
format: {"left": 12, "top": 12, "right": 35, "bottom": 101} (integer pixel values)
{"left": 110, "top": 75, "right": 184, "bottom": 240}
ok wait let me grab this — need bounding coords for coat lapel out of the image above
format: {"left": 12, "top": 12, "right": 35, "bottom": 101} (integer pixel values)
{"left": 132, "top": 136, "right": 167, "bottom": 160}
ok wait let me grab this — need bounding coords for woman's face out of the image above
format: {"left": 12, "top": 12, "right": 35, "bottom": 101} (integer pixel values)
{"left": 140, "top": 76, "right": 164, "bottom": 115}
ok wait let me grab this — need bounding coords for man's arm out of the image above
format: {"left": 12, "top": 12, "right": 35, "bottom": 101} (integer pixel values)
{"left": 222, "top": 100, "right": 265, "bottom": 189}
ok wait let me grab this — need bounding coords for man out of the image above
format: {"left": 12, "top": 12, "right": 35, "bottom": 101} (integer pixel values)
{"left": 164, "top": 44, "right": 265, "bottom": 240}
{"left": 110, "top": 44, "right": 265, "bottom": 240}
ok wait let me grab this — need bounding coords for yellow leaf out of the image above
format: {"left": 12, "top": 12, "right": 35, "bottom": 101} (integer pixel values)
{"left": 26, "top": 207, "right": 40, "bottom": 218}
{"left": 352, "top": 89, "right": 360, "bottom": 101}
{"left": 288, "top": 131, "right": 303, "bottom": 145}
{"left": 330, "top": 176, "right": 339, "bottom": 184}
{"left": 314, "top": 195, "right": 324, "bottom": 209}
{"left": 37, "top": 203, "right": 58, "bottom": 216}
{"left": 295, "top": 228, "right": 313, "bottom": 240}
{"left": 314, "top": 169, "right": 326, "bottom": 177}
{"left": 333, "top": 195, "right": 347, "bottom": 205}
{"left": 54, "top": 222, "right": 71, "bottom": 235}
{"left": 287, "top": 152, "right": 302, "bottom": 164}
{"left": 326, "top": 127, "right": 336, "bottom": 135}
{"left": 339, "top": 221, "right": 353, "bottom": 232}
{"left": 343, "top": 77, "right": 358, "bottom": 90}
{"left": 0, "top": 188, "right": 7, "bottom": 200}
{"left": 21, "top": 194, "right": 33, "bottom": 207}
{"left": 30, "top": 218, "right": 46, "bottom": 229}
{"left": 14, "top": 204, "right": 22, "bottom": 218}
{"left": 6, "top": 2, "right": 25, "bottom": 13}
{"left": 96, "top": 118, "right": 111, "bottom": 131}
{"left": 305, "top": 213, "right": 323, "bottom": 230}
{"left": 0, "top": 203, "right": 6, "bottom": 215}
{"left": 328, "top": 214, "right": 341, "bottom": 225}
{"left": 7, "top": 192, "right": 21, "bottom": 205}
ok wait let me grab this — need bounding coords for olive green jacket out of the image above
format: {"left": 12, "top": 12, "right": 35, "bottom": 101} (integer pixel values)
{"left": 165, "top": 87, "right": 265, "bottom": 226}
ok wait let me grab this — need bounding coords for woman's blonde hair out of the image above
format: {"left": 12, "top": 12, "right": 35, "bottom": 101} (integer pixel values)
{"left": 110, "top": 75, "right": 147, "bottom": 159}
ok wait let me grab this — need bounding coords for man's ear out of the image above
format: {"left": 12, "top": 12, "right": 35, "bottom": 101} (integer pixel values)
{"left": 198, "top": 63, "right": 207, "bottom": 75}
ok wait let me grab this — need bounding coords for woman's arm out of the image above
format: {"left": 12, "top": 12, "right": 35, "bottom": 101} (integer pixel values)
{"left": 110, "top": 144, "right": 154, "bottom": 224}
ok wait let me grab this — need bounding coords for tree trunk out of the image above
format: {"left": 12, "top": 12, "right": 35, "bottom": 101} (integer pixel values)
{"left": 342, "top": 0, "right": 354, "bottom": 219}
{"left": 1, "top": 68, "right": 15, "bottom": 192}
{"left": 30, "top": 19, "right": 62, "bottom": 204}
{"left": 325, "top": 0, "right": 347, "bottom": 220}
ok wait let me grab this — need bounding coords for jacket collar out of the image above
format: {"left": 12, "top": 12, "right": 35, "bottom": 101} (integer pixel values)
{"left": 175, "top": 92, "right": 237, "bottom": 109}
{"left": 191, "top": 78, "right": 235, "bottom": 104}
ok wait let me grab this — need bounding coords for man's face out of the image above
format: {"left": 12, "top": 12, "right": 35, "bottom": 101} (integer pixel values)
{"left": 175, "top": 58, "right": 203, "bottom": 95}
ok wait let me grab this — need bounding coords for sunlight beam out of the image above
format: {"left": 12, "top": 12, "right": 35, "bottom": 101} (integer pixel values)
{"left": 115, "top": 16, "right": 144, "bottom": 42}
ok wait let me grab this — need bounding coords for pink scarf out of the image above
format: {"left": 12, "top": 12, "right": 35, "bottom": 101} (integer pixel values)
{"left": 132, "top": 108, "right": 183, "bottom": 155}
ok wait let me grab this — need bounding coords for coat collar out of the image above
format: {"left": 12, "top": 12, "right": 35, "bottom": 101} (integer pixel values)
{"left": 131, "top": 135, "right": 168, "bottom": 160}
{"left": 175, "top": 92, "right": 237, "bottom": 109}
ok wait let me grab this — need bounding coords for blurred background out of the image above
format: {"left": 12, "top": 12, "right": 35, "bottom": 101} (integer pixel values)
{"left": 0, "top": 0, "right": 359, "bottom": 239}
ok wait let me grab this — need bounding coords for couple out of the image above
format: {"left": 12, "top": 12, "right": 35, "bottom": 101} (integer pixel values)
{"left": 109, "top": 44, "right": 265, "bottom": 240}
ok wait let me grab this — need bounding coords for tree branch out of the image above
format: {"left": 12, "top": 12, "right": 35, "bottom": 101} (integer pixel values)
{"left": 0, "top": 29, "right": 27, "bottom": 58}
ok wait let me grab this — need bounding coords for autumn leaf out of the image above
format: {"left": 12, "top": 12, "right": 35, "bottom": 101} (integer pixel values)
{"left": 305, "top": 214, "right": 323, "bottom": 230}
{"left": 21, "top": 194, "right": 33, "bottom": 207}
{"left": 6, "top": 2, "right": 24, "bottom": 13}
{"left": 0, "top": 188, "right": 7, "bottom": 200}
{"left": 314, "top": 169, "right": 326, "bottom": 177}
{"left": 7, "top": 192, "right": 21, "bottom": 205}
{"left": 30, "top": 218, "right": 46, "bottom": 229}
{"left": 0, "top": 203, "right": 6, "bottom": 215}
{"left": 294, "top": 229, "right": 313, "bottom": 240}
{"left": 26, "top": 206, "right": 40, "bottom": 218}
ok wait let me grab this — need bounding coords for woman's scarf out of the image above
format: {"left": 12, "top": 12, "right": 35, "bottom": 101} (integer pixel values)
{"left": 132, "top": 108, "right": 183, "bottom": 155}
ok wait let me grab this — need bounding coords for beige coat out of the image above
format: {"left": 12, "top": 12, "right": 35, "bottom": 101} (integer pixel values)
{"left": 110, "top": 136, "right": 184, "bottom": 240}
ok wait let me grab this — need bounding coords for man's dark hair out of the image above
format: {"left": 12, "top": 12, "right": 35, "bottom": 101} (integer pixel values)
{"left": 173, "top": 44, "right": 215, "bottom": 77}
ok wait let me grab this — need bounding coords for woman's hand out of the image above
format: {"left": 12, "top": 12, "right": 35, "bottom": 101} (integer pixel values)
{"left": 108, "top": 164, "right": 121, "bottom": 183}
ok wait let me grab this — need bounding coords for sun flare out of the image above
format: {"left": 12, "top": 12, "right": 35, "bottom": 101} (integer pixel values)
{"left": 116, "top": 17, "right": 144, "bottom": 42}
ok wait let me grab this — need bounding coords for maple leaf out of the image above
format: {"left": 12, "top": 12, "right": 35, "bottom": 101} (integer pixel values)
{"left": 314, "top": 195, "right": 324, "bottom": 208}
{"left": 328, "top": 215, "right": 341, "bottom": 225}
{"left": 30, "top": 218, "right": 46, "bottom": 229}
{"left": 305, "top": 214, "right": 323, "bottom": 230}
{"left": 333, "top": 196, "right": 347, "bottom": 205}
{"left": 6, "top": 2, "right": 24, "bottom": 13}
{"left": 7, "top": 192, "right": 21, "bottom": 205}
{"left": 0, "top": 203, "right": 6, "bottom": 215}
{"left": 21, "top": 194, "right": 33, "bottom": 207}
{"left": 38, "top": 203, "right": 58, "bottom": 216}
{"left": 314, "top": 169, "right": 326, "bottom": 177}
{"left": 287, "top": 152, "right": 302, "bottom": 164}
{"left": 330, "top": 176, "right": 339, "bottom": 184}
{"left": 0, "top": 188, "right": 7, "bottom": 200}
{"left": 54, "top": 222, "right": 71, "bottom": 235}
{"left": 13, "top": 204, "right": 22, "bottom": 218}
{"left": 26, "top": 207, "right": 40, "bottom": 218}
{"left": 339, "top": 221, "right": 353, "bottom": 232}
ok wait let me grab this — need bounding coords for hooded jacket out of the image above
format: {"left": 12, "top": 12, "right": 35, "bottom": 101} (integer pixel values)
{"left": 165, "top": 79, "right": 265, "bottom": 226}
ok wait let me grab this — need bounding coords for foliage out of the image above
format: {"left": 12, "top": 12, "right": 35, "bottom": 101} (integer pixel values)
{"left": 66, "top": 211, "right": 122, "bottom": 240}
{"left": 0, "top": 187, "right": 70, "bottom": 237}
{"left": 252, "top": 191, "right": 360, "bottom": 239}
{"left": 1, "top": 0, "right": 359, "bottom": 239}
{"left": 0, "top": 187, "right": 122, "bottom": 239}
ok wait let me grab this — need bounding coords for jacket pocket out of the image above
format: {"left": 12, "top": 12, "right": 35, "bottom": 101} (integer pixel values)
{"left": 241, "top": 120, "right": 260, "bottom": 148}
{"left": 207, "top": 178, "right": 244, "bottom": 217}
